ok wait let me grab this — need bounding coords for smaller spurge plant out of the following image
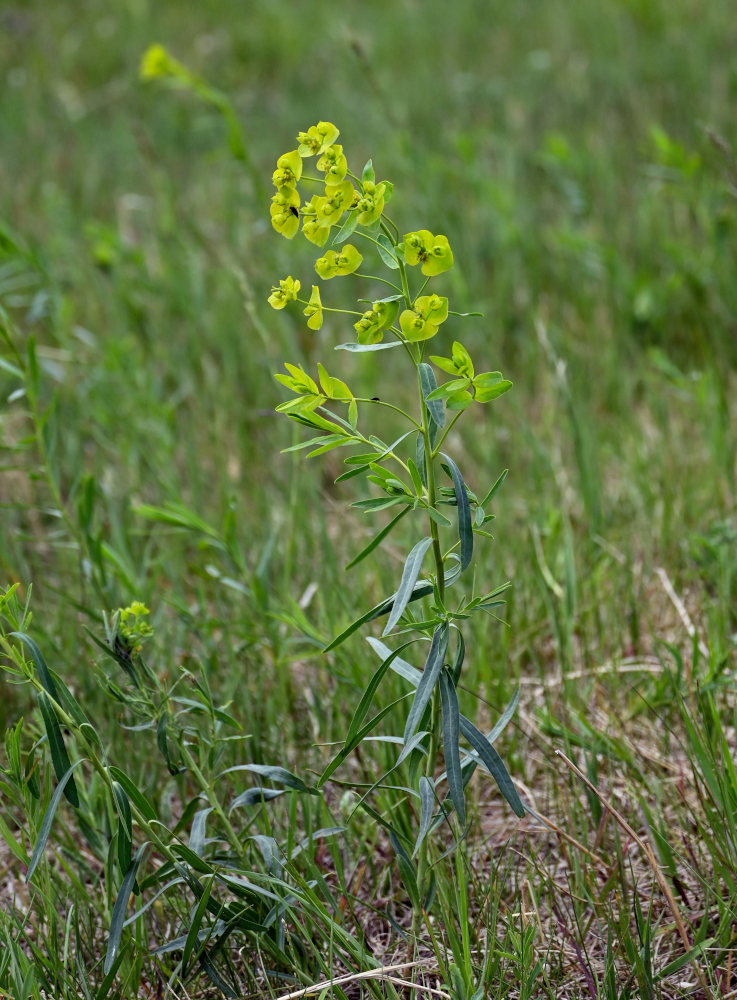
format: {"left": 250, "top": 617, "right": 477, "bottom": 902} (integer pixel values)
{"left": 269, "top": 122, "right": 525, "bottom": 929}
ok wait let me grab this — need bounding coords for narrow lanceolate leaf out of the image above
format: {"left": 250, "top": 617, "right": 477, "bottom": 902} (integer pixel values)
{"left": 480, "top": 468, "right": 508, "bottom": 508}
{"left": 459, "top": 715, "right": 525, "bottom": 817}
{"left": 112, "top": 781, "right": 133, "bottom": 873}
{"left": 439, "top": 670, "right": 465, "bottom": 825}
{"left": 366, "top": 637, "right": 422, "bottom": 687}
{"left": 38, "top": 691, "right": 79, "bottom": 808}
{"left": 323, "top": 578, "right": 434, "bottom": 652}
{"left": 412, "top": 776, "right": 436, "bottom": 857}
{"left": 441, "top": 452, "right": 473, "bottom": 571}
{"left": 12, "top": 631, "right": 58, "bottom": 699}
{"left": 182, "top": 873, "right": 214, "bottom": 974}
{"left": 389, "top": 831, "right": 420, "bottom": 911}
{"left": 346, "top": 506, "right": 411, "bottom": 570}
{"left": 104, "top": 843, "right": 149, "bottom": 974}
{"left": 219, "top": 764, "right": 312, "bottom": 793}
{"left": 108, "top": 766, "right": 156, "bottom": 822}
{"left": 404, "top": 624, "right": 449, "bottom": 743}
{"left": 418, "top": 362, "right": 445, "bottom": 428}
{"left": 335, "top": 340, "right": 404, "bottom": 353}
{"left": 26, "top": 759, "right": 86, "bottom": 883}
{"left": 345, "top": 640, "right": 418, "bottom": 747}
{"left": 318, "top": 694, "right": 408, "bottom": 787}
{"left": 383, "top": 537, "right": 433, "bottom": 636}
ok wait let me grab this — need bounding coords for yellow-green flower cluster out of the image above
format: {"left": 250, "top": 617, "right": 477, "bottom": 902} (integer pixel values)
{"left": 268, "top": 275, "right": 300, "bottom": 309}
{"left": 399, "top": 293, "right": 449, "bottom": 342}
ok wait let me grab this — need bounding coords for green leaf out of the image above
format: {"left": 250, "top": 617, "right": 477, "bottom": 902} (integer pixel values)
{"left": 12, "top": 631, "right": 58, "bottom": 700}
{"left": 323, "top": 579, "right": 434, "bottom": 652}
{"left": 335, "top": 340, "right": 404, "bottom": 353}
{"left": 345, "top": 640, "right": 419, "bottom": 747}
{"left": 383, "top": 537, "right": 433, "bottom": 635}
{"left": 366, "top": 637, "right": 422, "bottom": 687}
{"left": 38, "top": 691, "right": 80, "bottom": 808}
{"left": 182, "top": 873, "right": 214, "bottom": 975}
{"left": 318, "top": 694, "right": 409, "bottom": 786}
{"left": 439, "top": 670, "right": 465, "bottom": 825}
{"left": 346, "top": 506, "right": 411, "bottom": 571}
{"left": 219, "top": 764, "right": 312, "bottom": 793}
{"left": 376, "top": 234, "right": 399, "bottom": 269}
{"left": 112, "top": 781, "right": 133, "bottom": 874}
{"left": 480, "top": 468, "right": 508, "bottom": 508}
{"left": 425, "top": 378, "right": 471, "bottom": 402}
{"left": 104, "top": 843, "right": 149, "bottom": 974}
{"left": 230, "top": 787, "right": 285, "bottom": 809}
{"left": 418, "top": 362, "right": 445, "bottom": 428}
{"left": 425, "top": 505, "right": 453, "bottom": 528}
{"left": 458, "top": 715, "right": 525, "bottom": 817}
{"left": 389, "top": 831, "right": 420, "bottom": 910}
{"left": 331, "top": 209, "right": 359, "bottom": 245}
{"left": 361, "top": 158, "right": 375, "bottom": 184}
{"left": 404, "top": 624, "right": 449, "bottom": 743}
{"left": 412, "top": 776, "right": 436, "bottom": 857}
{"left": 474, "top": 376, "right": 513, "bottom": 402}
{"left": 108, "top": 766, "right": 157, "bottom": 823}
{"left": 26, "top": 759, "right": 85, "bottom": 882}
{"left": 441, "top": 453, "right": 473, "bottom": 571}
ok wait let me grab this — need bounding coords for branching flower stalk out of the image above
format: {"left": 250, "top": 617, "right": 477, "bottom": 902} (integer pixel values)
{"left": 268, "top": 123, "right": 526, "bottom": 933}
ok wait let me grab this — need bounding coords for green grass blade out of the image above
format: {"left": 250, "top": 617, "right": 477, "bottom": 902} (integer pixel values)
{"left": 11, "top": 631, "right": 58, "bottom": 699}
{"left": 383, "top": 536, "right": 433, "bottom": 635}
{"left": 26, "top": 758, "right": 85, "bottom": 882}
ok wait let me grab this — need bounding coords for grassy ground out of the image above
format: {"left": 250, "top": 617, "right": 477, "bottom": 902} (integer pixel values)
{"left": 0, "top": 0, "right": 736, "bottom": 996}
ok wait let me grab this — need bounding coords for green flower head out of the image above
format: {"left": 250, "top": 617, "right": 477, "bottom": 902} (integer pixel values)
{"left": 403, "top": 230, "right": 454, "bottom": 276}
{"left": 353, "top": 299, "right": 400, "bottom": 344}
{"left": 268, "top": 275, "right": 301, "bottom": 309}
{"left": 317, "top": 144, "right": 348, "bottom": 185}
{"left": 272, "top": 149, "right": 303, "bottom": 189}
{"left": 270, "top": 186, "right": 300, "bottom": 239}
{"left": 314, "top": 180, "right": 355, "bottom": 228}
{"left": 297, "top": 121, "right": 340, "bottom": 157}
{"left": 300, "top": 197, "right": 331, "bottom": 247}
{"left": 315, "top": 244, "right": 363, "bottom": 279}
{"left": 304, "top": 285, "right": 323, "bottom": 330}
{"left": 356, "top": 180, "right": 386, "bottom": 226}
{"left": 399, "top": 293, "right": 449, "bottom": 342}
{"left": 140, "top": 44, "right": 177, "bottom": 80}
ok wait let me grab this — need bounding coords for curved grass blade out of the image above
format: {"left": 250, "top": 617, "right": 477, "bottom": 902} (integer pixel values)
{"left": 104, "top": 842, "right": 149, "bottom": 974}
{"left": 403, "top": 624, "right": 449, "bottom": 743}
{"left": 441, "top": 452, "right": 473, "bottom": 570}
{"left": 26, "top": 759, "right": 85, "bottom": 882}
{"left": 383, "top": 537, "right": 433, "bottom": 636}
{"left": 38, "top": 690, "right": 79, "bottom": 808}
{"left": 419, "top": 362, "right": 445, "bottom": 428}
{"left": 346, "top": 506, "right": 411, "bottom": 570}
{"left": 199, "top": 947, "right": 239, "bottom": 999}
{"left": 230, "top": 787, "right": 284, "bottom": 809}
{"left": 412, "top": 776, "right": 436, "bottom": 857}
{"left": 219, "top": 764, "right": 312, "bottom": 793}
{"left": 439, "top": 669, "right": 465, "bottom": 825}
{"left": 459, "top": 715, "right": 525, "bottom": 817}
